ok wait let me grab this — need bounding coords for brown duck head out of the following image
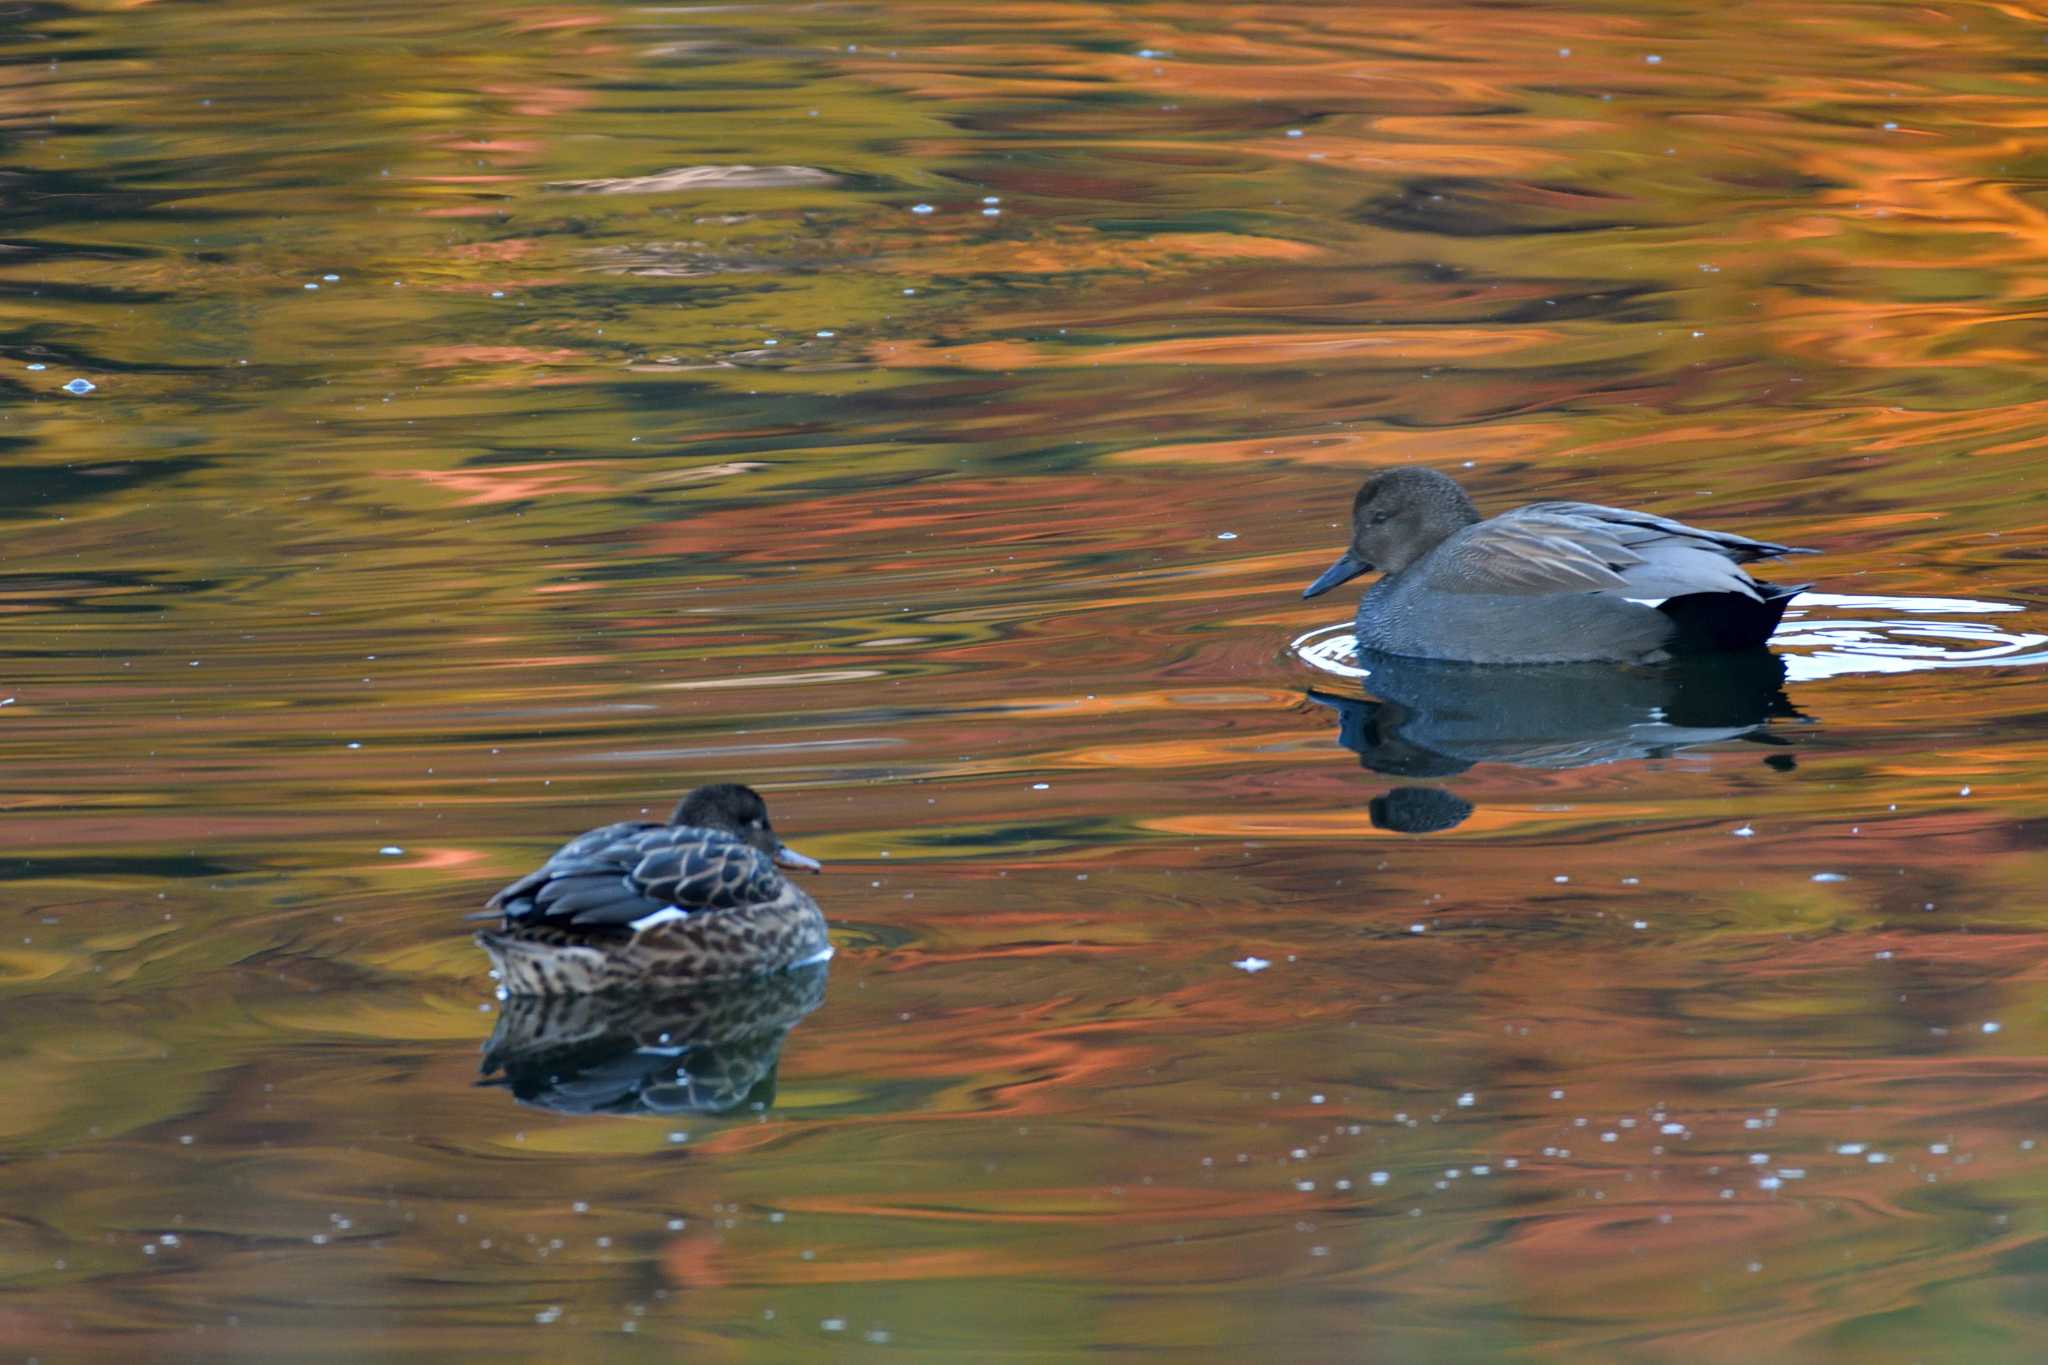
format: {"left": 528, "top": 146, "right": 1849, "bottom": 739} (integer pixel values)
{"left": 672, "top": 782, "right": 821, "bottom": 873}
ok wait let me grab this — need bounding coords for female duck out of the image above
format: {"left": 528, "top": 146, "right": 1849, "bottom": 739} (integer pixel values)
{"left": 475, "top": 783, "right": 827, "bottom": 995}
{"left": 1303, "top": 467, "right": 1815, "bottom": 664}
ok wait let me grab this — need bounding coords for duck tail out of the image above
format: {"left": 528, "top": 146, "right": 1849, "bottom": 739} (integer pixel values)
{"left": 475, "top": 929, "right": 609, "bottom": 997}
{"left": 1659, "top": 580, "right": 1809, "bottom": 653}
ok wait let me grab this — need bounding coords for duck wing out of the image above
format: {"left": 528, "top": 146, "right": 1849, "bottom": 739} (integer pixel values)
{"left": 1437, "top": 503, "right": 1813, "bottom": 601}
{"left": 483, "top": 820, "right": 660, "bottom": 916}
{"left": 485, "top": 824, "right": 785, "bottom": 929}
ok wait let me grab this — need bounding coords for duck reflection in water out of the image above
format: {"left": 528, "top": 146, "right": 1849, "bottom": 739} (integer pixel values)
{"left": 480, "top": 963, "right": 828, "bottom": 1117}
{"left": 1310, "top": 648, "right": 1803, "bottom": 833}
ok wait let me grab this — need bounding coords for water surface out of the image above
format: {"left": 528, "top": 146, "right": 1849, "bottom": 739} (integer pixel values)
{"left": 4, "top": 1, "right": 2048, "bottom": 1360}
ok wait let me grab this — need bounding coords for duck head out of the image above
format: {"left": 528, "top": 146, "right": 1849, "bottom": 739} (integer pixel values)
{"left": 672, "top": 782, "right": 821, "bottom": 873}
{"left": 1303, "top": 466, "right": 1482, "bottom": 598}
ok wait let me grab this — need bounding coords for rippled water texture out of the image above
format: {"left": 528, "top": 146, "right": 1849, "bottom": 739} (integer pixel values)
{"left": 6, "top": 1, "right": 2048, "bottom": 1359}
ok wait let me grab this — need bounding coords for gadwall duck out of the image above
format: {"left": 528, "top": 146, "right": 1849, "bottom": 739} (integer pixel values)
{"left": 474, "top": 783, "right": 827, "bottom": 996}
{"left": 1303, "top": 467, "right": 1815, "bottom": 663}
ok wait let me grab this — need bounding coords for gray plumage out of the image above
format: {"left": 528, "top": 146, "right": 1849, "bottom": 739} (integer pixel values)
{"left": 1303, "top": 467, "right": 1816, "bottom": 664}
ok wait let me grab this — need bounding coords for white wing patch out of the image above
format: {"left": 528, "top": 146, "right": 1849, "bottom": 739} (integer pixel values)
{"left": 628, "top": 906, "right": 690, "bottom": 932}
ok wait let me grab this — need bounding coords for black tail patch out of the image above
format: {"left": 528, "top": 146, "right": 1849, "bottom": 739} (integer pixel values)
{"left": 1659, "top": 581, "right": 1809, "bottom": 654}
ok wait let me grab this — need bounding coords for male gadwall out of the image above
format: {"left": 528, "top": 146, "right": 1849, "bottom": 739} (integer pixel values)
{"left": 474, "top": 783, "right": 827, "bottom": 995}
{"left": 1303, "top": 467, "right": 1815, "bottom": 663}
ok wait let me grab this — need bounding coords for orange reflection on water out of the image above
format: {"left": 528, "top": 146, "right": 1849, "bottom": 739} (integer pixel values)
{"left": 3, "top": 0, "right": 2048, "bottom": 1359}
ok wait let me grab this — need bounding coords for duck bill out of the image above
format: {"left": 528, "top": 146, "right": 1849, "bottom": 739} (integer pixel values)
{"left": 1303, "top": 550, "right": 1371, "bottom": 599}
{"left": 773, "top": 843, "right": 822, "bottom": 874}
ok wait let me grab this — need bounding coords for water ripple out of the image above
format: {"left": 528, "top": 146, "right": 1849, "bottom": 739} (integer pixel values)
{"left": 1293, "top": 592, "right": 2048, "bottom": 683}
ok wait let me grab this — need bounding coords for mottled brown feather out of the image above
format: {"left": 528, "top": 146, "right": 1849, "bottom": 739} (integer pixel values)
{"left": 474, "top": 785, "right": 828, "bottom": 996}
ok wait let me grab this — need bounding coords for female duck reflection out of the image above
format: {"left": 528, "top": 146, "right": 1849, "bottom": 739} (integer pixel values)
{"left": 480, "top": 965, "right": 828, "bottom": 1117}
{"left": 471, "top": 783, "right": 830, "bottom": 1115}
{"left": 1299, "top": 467, "right": 1816, "bottom": 831}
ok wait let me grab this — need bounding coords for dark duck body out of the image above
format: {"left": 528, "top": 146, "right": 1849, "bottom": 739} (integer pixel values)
{"left": 475, "top": 783, "right": 827, "bottom": 996}
{"left": 1302, "top": 467, "right": 1816, "bottom": 664}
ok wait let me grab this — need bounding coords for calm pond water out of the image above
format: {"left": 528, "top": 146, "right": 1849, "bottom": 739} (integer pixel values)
{"left": 5, "top": 0, "right": 2048, "bottom": 1359}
